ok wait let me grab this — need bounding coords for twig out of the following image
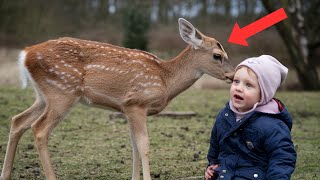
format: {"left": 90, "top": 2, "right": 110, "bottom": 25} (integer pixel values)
{"left": 109, "top": 111, "right": 197, "bottom": 121}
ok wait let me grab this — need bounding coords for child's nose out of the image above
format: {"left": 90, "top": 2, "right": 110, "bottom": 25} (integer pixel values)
{"left": 235, "top": 84, "right": 243, "bottom": 92}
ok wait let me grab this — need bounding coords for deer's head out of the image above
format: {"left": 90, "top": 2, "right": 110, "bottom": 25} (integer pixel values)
{"left": 178, "top": 18, "right": 234, "bottom": 83}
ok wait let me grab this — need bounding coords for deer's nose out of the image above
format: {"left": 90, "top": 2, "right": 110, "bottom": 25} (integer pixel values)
{"left": 224, "top": 72, "right": 234, "bottom": 81}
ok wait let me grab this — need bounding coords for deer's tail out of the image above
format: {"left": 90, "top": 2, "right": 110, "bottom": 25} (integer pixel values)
{"left": 17, "top": 50, "right": 30, "bottom": 89}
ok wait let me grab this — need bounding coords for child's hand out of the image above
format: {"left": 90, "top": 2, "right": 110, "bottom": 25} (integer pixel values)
{"left": 205, "top": 164, "right": 219, "bottom": 180}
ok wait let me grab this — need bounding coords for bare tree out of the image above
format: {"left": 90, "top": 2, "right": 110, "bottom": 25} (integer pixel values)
{"left": 261, "top": 0, "right": 320, "bottom": 90}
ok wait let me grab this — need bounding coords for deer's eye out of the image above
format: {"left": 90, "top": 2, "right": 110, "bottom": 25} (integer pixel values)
{"left": 213, "top": 53, "right": 222, "bottom": 62}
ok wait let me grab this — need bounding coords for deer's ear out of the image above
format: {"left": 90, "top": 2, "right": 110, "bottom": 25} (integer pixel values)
{"left": 178, "top": 18, "right": 203, "bottom": 49}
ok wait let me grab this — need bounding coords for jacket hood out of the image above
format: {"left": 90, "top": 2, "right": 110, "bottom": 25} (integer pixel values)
{"left": 266, "top": 98, "right": 293, "bottom": 131}
{"left": 268, "top": 106, "right": 293, "bottom": 131}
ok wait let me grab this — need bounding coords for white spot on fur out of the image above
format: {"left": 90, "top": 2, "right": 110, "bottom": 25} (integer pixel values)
{"left": 36, "top": 52, "right": 43, "bottom": 60}
{"left": 45, "top": 78, "right": 68, "bottom": 90}
{"left": 144, "top": 90, "right": 152, "bottom": 95}
{"left": 86, "top": 65, "right": 92, "bottom": 69}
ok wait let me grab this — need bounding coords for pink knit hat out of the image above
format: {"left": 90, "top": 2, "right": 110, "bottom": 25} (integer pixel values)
{"left": 236, "top": 55, "right": 288, "bottom": 105}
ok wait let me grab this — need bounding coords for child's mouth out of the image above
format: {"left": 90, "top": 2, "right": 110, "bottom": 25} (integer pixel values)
{"left": 234, "top": 94, "right": 244, "bottom": 100}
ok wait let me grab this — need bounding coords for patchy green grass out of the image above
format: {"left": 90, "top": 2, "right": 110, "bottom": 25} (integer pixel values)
{"left": 0, "top": 87, "right": 319, "bottom": 180}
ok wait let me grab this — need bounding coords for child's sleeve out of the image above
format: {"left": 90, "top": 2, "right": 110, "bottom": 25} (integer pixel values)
{"left": 264, "top": 121, "right": 297, "bottom": 180}
{"left": 207, "top": 118, "right": 220, "bottom": 166}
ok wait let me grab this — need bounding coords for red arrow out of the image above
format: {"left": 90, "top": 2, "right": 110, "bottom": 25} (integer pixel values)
{"left": 228, "top": 8, "right": 288, "bottom": 46}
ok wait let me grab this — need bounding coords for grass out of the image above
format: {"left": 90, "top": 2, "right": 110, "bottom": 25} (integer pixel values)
{"left": 0, "top": 87, "right": 319, "bottom": 179}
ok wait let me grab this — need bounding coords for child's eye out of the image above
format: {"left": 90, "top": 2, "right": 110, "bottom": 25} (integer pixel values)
{"left": 246, "top": 83, "right": 252, "bottom": 88}
{"left": 233, "top": 79, "right": 239, "bottom": 84}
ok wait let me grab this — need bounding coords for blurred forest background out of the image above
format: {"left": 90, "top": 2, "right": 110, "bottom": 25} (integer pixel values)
{"left": 0, "top": 0, "right": 319, "bottom": 90}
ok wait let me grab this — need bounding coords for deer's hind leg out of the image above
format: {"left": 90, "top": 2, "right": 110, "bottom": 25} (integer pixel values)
{"left": 1, "top": 97, "right": 46, "bottom": 180}
{"left": 30, "top": 91, "right": 78, "bottom": 180}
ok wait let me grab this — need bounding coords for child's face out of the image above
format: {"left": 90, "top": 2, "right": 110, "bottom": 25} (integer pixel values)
{"left": 230, "top": 66, "right": 261, "bottom": 112}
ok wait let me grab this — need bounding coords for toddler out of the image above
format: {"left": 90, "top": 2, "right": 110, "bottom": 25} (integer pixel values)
{"left": 205, "top": 55, "right": 297, "bottom": 180}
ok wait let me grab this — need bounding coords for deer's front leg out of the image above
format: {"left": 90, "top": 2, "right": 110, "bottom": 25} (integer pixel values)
{"left": 124, "top": 106, "right": 151, "bottom": 180}
{"left": 129, "top": 128, "right": 141, "bottom": 180}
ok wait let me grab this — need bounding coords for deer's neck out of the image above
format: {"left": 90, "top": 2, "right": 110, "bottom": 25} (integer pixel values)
{"left": 161, "top": 46, "right": 203, "bottom": 101}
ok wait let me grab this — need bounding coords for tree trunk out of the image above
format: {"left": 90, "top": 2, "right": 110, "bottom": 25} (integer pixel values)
{"left": 261, "top": 0, "right": 320, "bottom": 90}
{"left": 159, "top": 0, "right": 169, "bottom": 24}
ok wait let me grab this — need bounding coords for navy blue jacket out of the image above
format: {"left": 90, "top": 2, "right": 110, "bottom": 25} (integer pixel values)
{"left": 207, "top": 100, "right": 296, "bottom": 180}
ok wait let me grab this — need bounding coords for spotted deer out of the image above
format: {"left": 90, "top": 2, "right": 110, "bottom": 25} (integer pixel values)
{"left": 1, "top": 18, "right": 234, "bottom": 180}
